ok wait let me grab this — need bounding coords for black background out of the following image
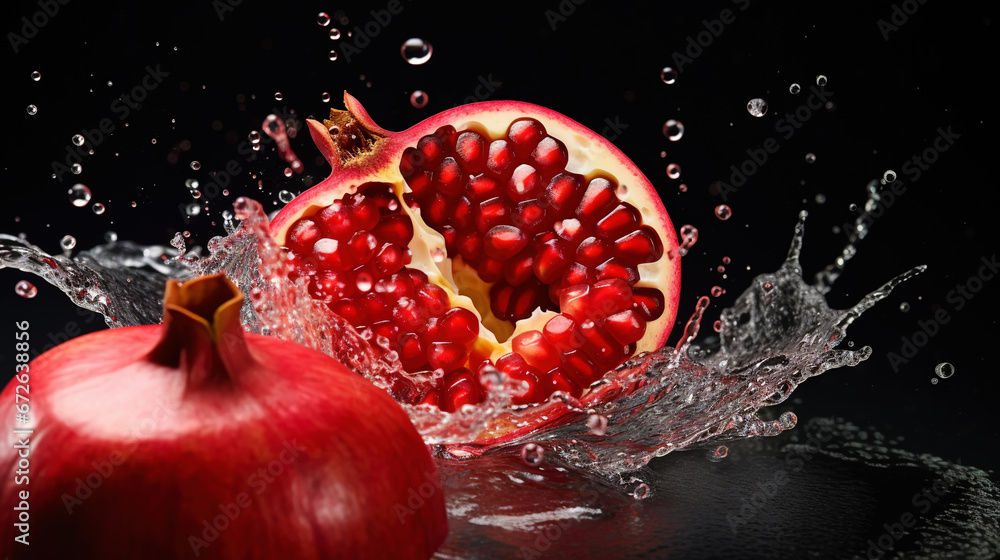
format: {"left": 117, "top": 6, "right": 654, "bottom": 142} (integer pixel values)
{"left": 1, "top": 0, "right": 996, "bottom": 532}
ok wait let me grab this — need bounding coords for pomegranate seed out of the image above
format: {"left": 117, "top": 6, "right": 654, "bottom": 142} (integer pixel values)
{"left": 507, "top": 164, "right": 542, "bottom": 202}
{"left": 579, "top": 321, "right": 626, "bottom": 371}
{"left": 603, "top": 309, "right": 646, "bottom": 345}
{"left": 441, "top": 369, "right": 482, "bottom": 412}
{"left": 558, "top": 284, "right": 591, "bottom": 322}
{"left": 406, "top": 170, "right": 434, "bottom": 198}
{"left": 455, "top": 132, "right": 487, "bottom": 174}
{"left": 374, "top": 273, "right": 414, "bottom": 299}
{"left": 596, "top": 203, "right": 640, "bottom": 239}
{"left": 632, "top": 287, "right": 666, "bottom": 321}
{"left": 554, "top": 217, "right": 585, "bottom": 243}
{"left": 416, "top": 283, "right": 450, "bottom": 316}
{"left": 507, "top": 119, "right": 546, "bottom": 159}
{"left": 575, "top": 236, "right": 612, "bottom": 267}
{"left": 399, "top": 148, "right": 420, "bottom": 177}
{"left": 496, "top": 353, "right": 545, "bottom": 404}
{"left": 397, "top": 332, "right": 427, "bottom": 371}
{"left": 417, "top": 133, "right": 448, "bottom": 167}
{"left": 476, "top": 197, "right": 510, "bottom": 234}
{"left": 406, "top": 268, "right": 430, "bottom": 286}
{"left": 288, "top": 219, "right": 321, "bottom": 253}
{"left": 591, "top": 278, "right": 633, "bottom": 315}
{"left": 484, "top": 225, "right": 528, "bottom": 260}
{"left": 372, "top": 214, "right": 414, "bottom": 246}
{"left": 468, "top": 174, "right": 501, "bottom": 200}
{"left": 487, "top": 139, "right": 514, "bottom": 177}
{"left": 512, "top": 199, "right": 546, "bottom": 232}
{"left": 349, "top": 194, "right": 381, "bottom": 231}
{"left": 347, "top": 232, "right": 378, "bottom": 266}
{"left": 316, "top": 202, "right": 354, "bottom": 240}
{"left": 546, "top": 369, "right": 582, "bottom": 398}
{"left": 533, "top": 238, "right": 570, "bottom": 284}
{"left": 477, "top": 256, "right": 504, "bottom": 283}
{"left": 513, "top": 330, "right": 560, "bottom": 372}
{"left": 560, "top": 350, "right": 597, "bottom": 387}
{"left": 504, "top": 254, "right": 535, "bottom": 286}
{"left": 543, "top": 174, "right": 584, "bottom": 213}
{"left": 510, "top": 284, "right": 541, "bottom": 320}
{"left": 456, "top": 231, "right": 484, "bottom": 264}
{"left": 434, "top": 125, "right": 457, "bottom": 148}
{"left": 423, "top": 193, "right": 452, "bottom": 227}
{"left": 562, "top": 263, "right": 594, "bottom": 288}
{"left": 392, "top": 297, "right": 426, "bottom": 332}
{"left": 453, "top": 197, "right": 474, "bottom": 230}
{"left": 595, "top": 259, "right": 639, "bottom": 285}
{"left": 362, "top": 293, "right": 391, "bottom": 322}
{"left": 615, "top": 227, "right": 663, "bottom": 263}
{"left": 440, "top": 225, "right": 458, "bottom": 253}
{"left": 371, "top": 320, "right": 400, "bottom": 342}
{"left": 542, "top": 314, "right": 585, "bottom": 352}
{"left": 531, "top": 136, "right": 568, "bottom": 173}
{"left": 576, "top": 178, "right": 618, "bottom": 223}
{"left": 330, "top": 298, "right": 362, "bottom": 325}
{"left": 436, "top": 157, "right": 465, "bottom": 196}
{"left": 490, "top": 284, "right": 515, "bottom": 320}
{"left": 439, "top": 308, "right": 479, "bottom": 345}
{"left": 375, "top": 243, "right": 406, "bottom": 274}
{"left": 313, "top": 238, "right": 346, "bottom": 270}
{"left": 428, "top": 341, "right": 467, "bottom": 372}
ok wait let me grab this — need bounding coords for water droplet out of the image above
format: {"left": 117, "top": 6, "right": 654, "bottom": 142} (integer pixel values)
{"left": 273, "top": 92, "right": 283, "bottom": 101}
{"left": 521, "top": 443, "right": 545, "bottom": 466}
{"left": 805, "top": 153, "right": 816, "bottom": 164}
{"left": 779, "top": 411, "right": 798, "bottom": 429}
{"left": 715, "top": 204, "right": 732, "bottom": 221}
{"left": 789, "top": 83, "right": 801, "bottom": 94}
{"left": 329, "top": 28, "right": 341, "bottom": 40}
{"left": 747, "top": 98, "right": 768, "bottom": 117}
{"left": 899, "top": 302, "right": 911, "bottom": 312}
{"left": 660, "top": 66, "right": 677, "bottom": 85}
{"left": 816, "top": 74, "right": 828, "bottom": 86}
{"left": 283, "top": 167, "right": 293, "bottom": 178}
{"left": 815, "top": 193, "right": 827, "bottom": 204}
{"left": 666, "top": 163, "right": 681, "bottom": 179}
{"left": 678, "top": 183, "right": 688, "bottom": 193}
{"left": 104, "top": 231, "right": 118, "bottom": 243}
{"left": 431, "top": 247, "right": 446, "bottom": 263}
{"left": 278, "top": 190, "right": 294, "bottom": 203}
{"left": 190, "top": 161, "right": 201, "bottom": 171}
{"left": 60, "top": 235, "right": 77, "bottom": 251}
{"left": 934, "top": 362, "right": 954, "bottom": 379}
{"left": 410, "top": 90, "right": 429, "bottom": 109}
{"left": 92, "top": 203, "right": 105, "bottom": 215}
{"left": 15, "top": 280, "right": 38, "bottom": 299}
{"left": 248, "top": 131, "right": 260, "bottom": 144}
{"left": 662, "top": 119, "right": 684, "bottom": 141}
{"left": 131, "top": 201, "right": 137, "bottom": 208}
{"left": 401, "top": 38, "right": 433, "bottom": 65}
{"left": 708, "top": 445, "right": 728, "bottom": 462}
{"left": 722, "top": 256, "right": 731, "bottom": 264}
{"left": 68, "top": 184, "right": 92, "bottom": 207}
{"left": 328, "top": 50, "right": 338, "bottom": 61}
{"left": 883, "top": 169, "right": 897, "bottom": 183}
{"left": 713, "top": 320, "right": 722, "bottom": 332}
{"left": 71, "top": 163, "right": 82, "bottom": 175}
{"left": 31, "top": 71, "right": 41, "bottom": 82}
{"left": 186, "top": 202, "right": 201, "bottom": 216}
{"left": 191, "top": 190, "right": 202, "bottom": 199}
{"left": 586, "top": 413, "right": 608, "bottom": 436}
{"left": 849, "top": 203, "right": 858, "bottom": 212}
{"left": 631, "top": 483, "right": 650, "bottom": 500}
{"left": 321, "top": 91, "right": 331, "bottom": 103}
{"left": 356, "top": 272, "right": 373, "bottom": 293}
{"left": 317, "top": 12, "right": 330, "bottom": 26}
{"left": 711, "top": 286, "right": 724, "bottom": 297}
{"left": 27, "top": 105, "right": 38, "bottom": 115}
{"left": 72, "top": 134, "right": 85, "bottom": 146}
{"left": 931, "top": 378, "right": 939, "bottom": 385}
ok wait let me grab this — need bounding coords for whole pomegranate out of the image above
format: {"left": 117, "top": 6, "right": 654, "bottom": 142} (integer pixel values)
{"left": 271, "top": 93, "right": 681, "bottom": 413}
{"left": 0, "top": 273, "right": 447, "bottom": 559}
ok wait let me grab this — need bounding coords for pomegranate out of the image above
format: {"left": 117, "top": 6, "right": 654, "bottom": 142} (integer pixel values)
{"left": 272, "top": 93, "right": 680, "bottom": 413}
{"left": 0, "top": 274, "right": 447, "bottom": 559}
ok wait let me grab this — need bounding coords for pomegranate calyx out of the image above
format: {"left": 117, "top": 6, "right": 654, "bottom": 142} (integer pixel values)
{"left": 310, "top": 92, "right": 390, "bottom": 171}
{"left": 148, "top": 273, "right": 248, "bottom": 387}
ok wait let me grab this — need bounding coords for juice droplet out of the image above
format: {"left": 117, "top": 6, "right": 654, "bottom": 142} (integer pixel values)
{"left": 816, "top": 74, "right": 828, "bottom": 86}
{"left": 708, "top": 445, "right": 728, "bottom": 461}
{"left": 521, "top": 442, "right": 545, "bottom": 466}
{"left": 71, "top": 163, "right": 82, "bottom": 175}
{"left": 789, "top": 83, "right": 801, "bottom": 94}
{"left": 722, "top": 256, "right": 731, "bottom": 264}
{"left": 60, "top": 235, "right": 77, "bottom": 251}
{"left": 273, "top": 92, "right": 283, "bottom": 101}
{"left": 329, "top": 28, "right": 341, "bottom": 40}
{"left": 328, "top": 50, "right": 338, "bottom": 61}
{"left": 883, "top": 169, "right": 897, "bottom": 183}
{"left": 316, "top": 12, "right": 330, "bottom": 26}
{"left": 805, "top": 153, "right": 816, "bottom": 163}
{"left": 72, "top": 134, "right": 85, "bottom": 146}
{"left": 410, "top": 90, "right": 429, "bottom": 109}
{"left": 31, "top": 71, "right": 41, "bottom": 82}
{"left": 68, "top": 184, "right": 92, "bottom": 207}
{"left": 278, "top": 190, "right": 294, "bottom": 203}
{"left": 283, "top": 167, "right": 293, "bottom": 178}
{"left": 662, "top": 119, "right": 684, "bottom": 141}
{"left": 715, "top": 204, "right": 732, "bottom": 220}
{"left": 666, "top": 163, "right": 681, "bottom": 179}
{"left": 934, "top": 362, "right": 955, "bottom": 379}
{"left": 678, "top": 183, "right": 687, "bottom": 193}
{"left": 586, "top": 412, "right": 608, "bottom": 436}
{"left": 104, "top": 231, "right": 118, "bottom": 243}
{"left": 248, "top": 131, "right": 260, "bottom": 144}
{"left": 27, "top": 105, "right": 38, "bottom": 115}
{"left": 660, "top": 66, "right": 677, "bottom": 85}
{"left": 713, "top": 320, "right": 722, "bottom": 332}
{"left": 186, "top": 202, "right": 201, "bottom": 216}
{"left": 401, "top": 38, "right": 433, "bottom": 65}
{"left": 190, "top": 161, "right": 201, "bottom": 171}
{"left": 15, "top": 280, "right": 38, "bottom": 299}
{"left": 747, "top": 98, "right": 768, "bottom": 117}
{"left": 92, "top": 203, "right": 106, "bottom": 215}
{"left": 711, "top": 286, "right": 724, "bottom": 297}
{"left": 899, "top": 302, "right": 910, "bottom": 312}
{"left": 321, "top": 92, "right": 331, "bottom": 103}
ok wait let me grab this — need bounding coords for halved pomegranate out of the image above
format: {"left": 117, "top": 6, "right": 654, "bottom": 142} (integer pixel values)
{"left": 271, "top": 93, "right": 680, "bottom": 412}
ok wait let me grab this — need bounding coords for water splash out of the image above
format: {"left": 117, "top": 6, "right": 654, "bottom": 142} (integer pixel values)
{"left": 0, "top": 194, "right": 923, "bottom": 490}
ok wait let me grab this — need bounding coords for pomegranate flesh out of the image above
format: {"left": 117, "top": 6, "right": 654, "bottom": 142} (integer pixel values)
{"left": 272, "top": 93, "right": 681, "bottom": 413}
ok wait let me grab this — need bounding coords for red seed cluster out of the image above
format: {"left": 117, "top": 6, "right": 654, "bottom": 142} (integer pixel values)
{"left": 286, "top": 119, "right": 666, "bottom": 411}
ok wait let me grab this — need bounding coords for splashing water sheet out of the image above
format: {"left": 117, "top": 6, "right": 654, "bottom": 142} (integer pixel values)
{"left": 2, "top": 2, "right": 996, "bottom": 559}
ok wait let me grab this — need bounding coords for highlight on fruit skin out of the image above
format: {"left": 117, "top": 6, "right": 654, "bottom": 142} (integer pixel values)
{"left": 0, "top": 273, "right": 447, "bottom": 560}
{"left": 271, "top": 92, "right": 681, "bottom": 413}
